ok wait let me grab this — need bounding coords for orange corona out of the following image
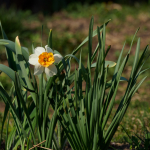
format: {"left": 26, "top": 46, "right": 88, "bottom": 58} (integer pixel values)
{"left": 38, "top": 52, "right": 55, "bottom": 67}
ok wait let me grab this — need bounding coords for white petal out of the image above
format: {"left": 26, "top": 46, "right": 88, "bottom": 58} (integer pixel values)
{"left": 54, "top": 54, "right": 63, "bottom": 63}
{"left": 45, "top": 45, "right": 53, "bottom": 53}
{"left": 28, "top": 54, "right": 38, "bottom": 65}
{"left": 34, "top": 63, "right": 44, "bottom": 75}
{"left": 45, "top": 64, "right": 57, "bottom": 77}
{"left": 34, "top": 47, "right": 45, "bottom": 56}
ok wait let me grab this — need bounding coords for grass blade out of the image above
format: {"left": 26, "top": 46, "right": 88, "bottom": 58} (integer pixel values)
{"left": 48, "top": 29, "right": 52, "bottom": 48}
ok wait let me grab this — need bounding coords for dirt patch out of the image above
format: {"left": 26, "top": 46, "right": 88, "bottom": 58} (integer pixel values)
{"left": 109, "top": 143, "right": 130, "bottom": 150}
{"left": 0, "top": 140, "right": 5, "bottom": 150}
{"left": 63, "top": 142, "right": 130, "bottom": 150}
{"left": 47, "top": 13, "right": 90, "bottom": 35}
{"left": 0, "top": 102, "right": 5, "bottom": 112}
{"left": 0, "top": 141, "right": 130, "bottom": 150}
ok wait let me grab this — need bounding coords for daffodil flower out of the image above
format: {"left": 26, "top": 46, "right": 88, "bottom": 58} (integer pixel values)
{"left": 28, "top": 45, "right": 63, "bottom": 76}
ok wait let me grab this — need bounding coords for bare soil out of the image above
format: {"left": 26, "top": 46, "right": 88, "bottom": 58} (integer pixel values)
{"left": 0, "top": 140, "right": 130, "bottom": 150}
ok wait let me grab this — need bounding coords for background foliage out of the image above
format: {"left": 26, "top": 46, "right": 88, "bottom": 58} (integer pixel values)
{"left": 0, "top": 0, "right": 150, "bottom": 13}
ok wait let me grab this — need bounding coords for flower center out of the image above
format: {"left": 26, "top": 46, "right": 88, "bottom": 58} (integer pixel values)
{"left": 38, "top": 52, "right": 55, "bottom": 67}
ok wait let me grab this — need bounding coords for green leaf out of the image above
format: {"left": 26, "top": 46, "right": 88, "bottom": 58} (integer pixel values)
{"left": 45, "top": 96, "right": 58, "bottom": 148}
{"left": 15, "top": 36, "right": 36, "bottom": 103}
{"left": 102, "top": 53, "right": 129, "bottom": 130}
{"left": 5, "top": 112, "right": 10, "bottom": 150}
{"left": 6, "top": 127, "right": 16, "bottom": 149}
{"left": 88, "top": 16, "right": 94, "bottom": 66}
{"left": 91, "top": 61, "right": 116, "bottom": 68}
{"left": 0, "top": 39, "right": 29, "bottom": 61}
{"left": 0, "top": 22, "right": 17, "bottom": 71}
{"left": 0, "top": 84, "right": 14, "bottom": 143}
{"left": 130, "top": 38, "right": 140, "bottom": 78}
{"left": 128, "top": 28, "right": 140, "bottom": 54}
{"left": 0, "top": 64, "right": 15, "bottom": 82}
{"left": 48, "top": 29, "right": 52, "bottom": 48}
{"left": 0, "top": 85, "right": 28, "bottom": 140}
{"left": 15, "top": 73, "right": 37, "bottom": 148}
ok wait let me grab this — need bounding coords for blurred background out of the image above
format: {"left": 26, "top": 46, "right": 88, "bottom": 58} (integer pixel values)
{"left": 0, "top": 0, "right": 150, "bottom": 144}
{"left": 0, "top": 0, "right": 150, "bottom": 13}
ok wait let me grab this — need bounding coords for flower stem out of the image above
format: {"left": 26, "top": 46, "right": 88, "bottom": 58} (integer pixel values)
{"left": 39, "top": 73, "right": 43, "bottom": 140}
{"left": 41, "top": 25, "right": 43, "bottom": 47}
